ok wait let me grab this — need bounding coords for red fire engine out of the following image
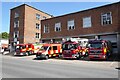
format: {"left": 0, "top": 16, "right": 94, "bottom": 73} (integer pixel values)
{"left": 36, "top": 43, "right": 62, "bottom": 59}
{"left": 14, "top": 43, "right": 43, "bottom": 56}
{"left": 87, "top": 39, "right": 112, "bottom": 60}
{"left": 62, "top": 38, "right": 88, "bottom": 59}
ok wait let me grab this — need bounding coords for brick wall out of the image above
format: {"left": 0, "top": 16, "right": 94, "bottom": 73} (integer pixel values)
{"left": 9, "top": 5, "right": 25, "bottom": 44}
{"left": 24, "top": 5, "right": 52, "bottom": 44}
{"left": 9, "top": 4, "right": 52, "bottom": 44}
{"left": 41, "top": 2, "right": 120, "bottom": 39}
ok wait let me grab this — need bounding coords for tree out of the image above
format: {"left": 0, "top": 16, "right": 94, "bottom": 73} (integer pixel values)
{"left": 0, "top": 32, "right": 9, "bottom": 39}
{"left": 0, "top": 33, "right": 2, "bottom": 38}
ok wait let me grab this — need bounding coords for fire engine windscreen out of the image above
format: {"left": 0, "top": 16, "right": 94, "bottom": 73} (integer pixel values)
{"left": 40, "top": 46, "right": 49, "bottom": 50}
{"left": 88, "top": 42, "right": 102, "bottom": 49}
{"left": 62, "top": 44, "right": 78, "bottom": 50}
{"left": 16, "top": 45, "right": 26, "bottom": 50}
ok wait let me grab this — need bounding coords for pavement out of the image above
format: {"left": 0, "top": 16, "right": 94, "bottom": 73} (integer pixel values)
{"left": 1, "top": 54, "right": 119, "bottom": 78}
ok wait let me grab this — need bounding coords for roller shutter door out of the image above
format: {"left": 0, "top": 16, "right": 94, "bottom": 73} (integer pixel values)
{"left": 100, "top": 34, "right": 117, "bottom": 53}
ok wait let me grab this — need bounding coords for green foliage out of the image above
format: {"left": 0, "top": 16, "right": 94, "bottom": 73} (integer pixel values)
{"left": 0, "top": 33, "right": 1, "bottom": 38}
{"left": 0, "top": 32, "right": 9, "bottom": 39}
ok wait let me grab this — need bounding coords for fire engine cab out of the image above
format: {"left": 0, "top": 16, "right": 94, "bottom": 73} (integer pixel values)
{"left": 36, "top": 43, "right": 62, "bottom": 59}
{"left": 87, "top": 39, "right": 112, "bottom": 60}
{"left": 62, "top": 38, "right": 88, "bottom": 59}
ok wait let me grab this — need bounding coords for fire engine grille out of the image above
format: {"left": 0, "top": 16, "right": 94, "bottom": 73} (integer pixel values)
{"left": 90, "top": 50, "right": 102, "bottom": 54}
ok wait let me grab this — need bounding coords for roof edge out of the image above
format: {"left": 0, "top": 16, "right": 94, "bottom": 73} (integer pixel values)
{"left": 10, "top": 4, "right": 53, "bottom": 17}
{"left": 42, "top": 1, "right": 120, "bottom": 21}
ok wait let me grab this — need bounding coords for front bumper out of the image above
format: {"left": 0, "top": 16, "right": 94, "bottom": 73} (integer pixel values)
{"left": 89, "top": 54, "right": 106, "bottom": 59}
{"left": 36, "top": 54, "right": 46, "bottom": 59}
{"left": 63, "top": 54, "right": 79, "bottom": 59}
{"left": 14, "top": 52, "right": 26, "bottom": 56}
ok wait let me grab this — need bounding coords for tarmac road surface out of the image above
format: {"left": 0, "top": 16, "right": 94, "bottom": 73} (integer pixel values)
{"left": 1, "top": 55, "right": 119, "bottom": 78}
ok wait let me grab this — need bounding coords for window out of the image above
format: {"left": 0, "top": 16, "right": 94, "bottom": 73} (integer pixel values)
{"left": 35, "top": 33, "right": 40, "bottom": 39}
{"left": 55, "top": 22, "right": 61, "bottom": 32}
{"left": 67, "top": 20, "right": 75, "bottom": 30}
{"left": 44, "top": 25, "right": 49, "bottom": 33}
{"left": 43, "top": 16, "right": 46, "bottom": 19}
{"left": 36, "top": 14, "right": 40, "bottom": 20}
{"left": 53, "top": 46, "right": 57, "bottom": 50}
{"left": 83, "top": 17, "right": 91, "bottom": 28}
{"left": 49, "top": 47, "right": 51, "bottom": 50}
{"left": 14, "top": 12, "right": 19, "bottom": 18}
{"left": 101, "top": 12, "right": 112, "bottom": 25}
{"left": 14, "top": 31, "right": 19, "bottom": 38}
{"left": 36, "top": 23, "right": 40, "bottom": 29}
{"left": 14, "top": 20, "right": 19, "bottom": 28}
{"left": 112, "top": 42, "right": 117, "bottom": 48}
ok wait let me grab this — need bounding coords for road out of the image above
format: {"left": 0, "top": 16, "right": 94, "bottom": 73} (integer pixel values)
{"left": 1, "top": 55, "right": 119, "bottom": 78}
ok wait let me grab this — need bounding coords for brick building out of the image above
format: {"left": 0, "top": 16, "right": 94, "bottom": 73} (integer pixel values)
{"left": 9, "top": 2, "right": 120, "bottom": 54}
{"left": 41, "top": 2, "right": 120, "bottom": 54}
{"left": 9, "top": 4, "right": 53, "bottom": 48}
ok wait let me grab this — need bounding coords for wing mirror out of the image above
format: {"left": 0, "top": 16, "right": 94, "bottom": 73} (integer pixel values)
{"left": 78, "top": 46, "right": 82, "bottom": 50}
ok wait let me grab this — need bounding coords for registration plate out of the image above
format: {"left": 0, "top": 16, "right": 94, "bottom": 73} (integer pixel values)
{"left": 94, "top": 55, "right": 99, "bottom": 57}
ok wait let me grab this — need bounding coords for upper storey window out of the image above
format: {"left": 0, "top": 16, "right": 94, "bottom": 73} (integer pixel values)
{"left": 55, "top": 22, "right": 61, "bottom": 32}
{"left": 67, "top": 20, "right": 75, "bottom": 30}
{"left": 14, "top": 20, "right": 19, "bottom": 28}
{"left": 43, "top": 16, "right": 47, "bottom": 19}
{"left": 36, "top": 14, "right": 40, "bottom": 20}
{"left": 14, "top": 12, "right": 19, "bottom": 18}
{"left": 101, "top": 12, "right": 112, "bottom": 25}
{"left": 44, "top": 25, "right": 49, "bottom": 33}
{"left": 83, "top": 17, "right": 92, "bottom": 28}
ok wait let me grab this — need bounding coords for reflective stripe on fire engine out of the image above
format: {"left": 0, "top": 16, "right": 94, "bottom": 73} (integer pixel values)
{"left": 53, "top": 54, "right": 56, "bottom": 56}
{"left": 54, "top": 50, "right": 58, "bottom": 53}
{"left": 80, "top": 50, "right": 82, "bottom": 52}
{"left": 49, "top": 55, "right": 52, "bottom": 57}
{"left": 33, "top": 48, "right": 40, "bottom": 53}
{"left": 50, "top": 50, "right": 54, "bottom": 54}
{"left": 22, "top": 49, "right": 26, "bottom": 51}
{"left": 104, "top": 48, "right": 107, "bottom": 53}
{"left": 60, "top": 49, "right": 62, "bottom": 53}
{"left": 29, "top": 48, "right": 32, "bottom": 50}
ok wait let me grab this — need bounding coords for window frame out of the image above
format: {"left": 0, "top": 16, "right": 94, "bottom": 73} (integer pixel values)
{"left": 44, "top": 25, "right": 49, "bottom": 33}
{"left": 14, "top": 31, "right": 19, "bottom": 38}
{"left": 101, "top": 12, "right": 112, "bottom": 26}
{"left": 67, "top": 20, "right": 75, "bottom": 30}
{"left": 36, "top": 14, "right": 40, "bottom": 20}
{"left": 55, "top": 22, "right": 61, "bottom": 32}
{"left": 14, "top": 20, "right": 19, "bottom": 28}
{"left": 14, "top": 12, "right": 19, "bottom": 18}
{"left": 35, "top": 33, "right": 40, "bottom": 39}
{"left": 36, "top": 23, "right": 40, "bottom": 29}
{"left": 83, "top": 16, "right": 92, "bottom": 28}
{"left": 43, "top": 16, "right": 47, "bottom": 19}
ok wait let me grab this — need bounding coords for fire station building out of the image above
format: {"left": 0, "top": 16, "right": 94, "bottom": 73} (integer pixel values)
{"left": 41, "top": 2, "right": 120, "bottom": 54}
{"left": 9, "top": 2, "right": 120, "bottom": 54}
{"left": 9, "top": 4, "right": 53, "bottom": 48}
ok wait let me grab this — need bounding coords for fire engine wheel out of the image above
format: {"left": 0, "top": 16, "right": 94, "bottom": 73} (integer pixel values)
{"left": 45, "top": 55, "right": 49, "bottom": 59}
{"left": 105, "top": 54, "right": 109, "bottom": 61}
{"left": 29, "top": 51, "right": 33, "bottom": 55}
{"left": 26, "top": 52, "right": 29, "bottom": 56}
{"left": 76, "top": 53, "right": 81, "bottom": 60}
{"left": 85, "top": 52, "right": 89, "bottom": 57}
{"left": 58, "top": 54, "right": 63, "bottom": 58}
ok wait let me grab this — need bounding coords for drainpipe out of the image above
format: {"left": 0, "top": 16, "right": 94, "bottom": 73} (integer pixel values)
{"left": 117, "top": 33, "right": 120, "bottom": 61}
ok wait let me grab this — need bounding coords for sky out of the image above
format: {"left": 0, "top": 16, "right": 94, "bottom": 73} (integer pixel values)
{"left": 1, "top": 2, "right": 119, "bottom": 33}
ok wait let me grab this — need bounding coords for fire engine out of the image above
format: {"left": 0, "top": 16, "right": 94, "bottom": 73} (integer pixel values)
{"left": 14, "top": 43, "right": 43, "bottom": 56}
{"left": 62, "top": 38, "right": 88, "bottom": 59}
{"left": 36, "top": 43, "right": 62, "bottom": 59}
{"left": 87, "top": 39, "right": 112, "bottom": 60}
